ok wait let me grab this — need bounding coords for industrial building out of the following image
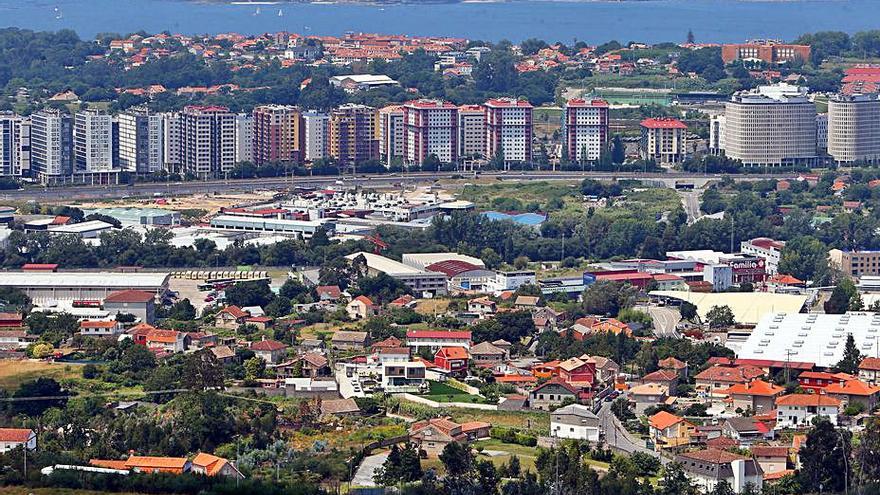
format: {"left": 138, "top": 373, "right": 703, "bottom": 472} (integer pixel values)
{"left": 739, "top": 312, "right": 880, "bottom": 368}
{"left": 0, "top": 271, "right": 170, "bottom": 301}
{"left": 209, "top": 215, "right": 328, "bottom": 238}
{"left": 345, "top": 251, "right": 447, "bottom": 296}
{"left": 82, "top": 207, "right": 181, "bottom": 227}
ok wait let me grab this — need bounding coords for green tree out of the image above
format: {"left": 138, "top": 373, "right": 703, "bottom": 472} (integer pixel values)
{"left": 825, "top": 278, "right": 860, "bottom": 314}
{"left": 243, "top": 357, "right": 266, "bottom": 382}
{"left": 658, "top": 462, "right": 698, "bottom": 495}
{"left": 225, "top": 280, "right": 275, "bottom": 308}
{"left": 181, "top": 350, "right": 225, "bottom": 389}
{"left": 855, "top": 417, "right": 880, "bottom": 484}
{"left": 705, "top": 305, "right": 735, "bottom": 328}
{"left": 611, "top": 134, "right": 626, "bottom": 164}
{"left": 680, "top": 301, "right": 698, "bottom": 321}
{"left": 835, "top": 333, "right": 862, "bottom": 375}
{"left": 798, "top": 418, "right": 851, "bottom": 494}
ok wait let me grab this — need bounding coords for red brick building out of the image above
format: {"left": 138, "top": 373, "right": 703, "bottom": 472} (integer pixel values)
{"left": 721, "top": 42, "right": 811, "bottom": 65}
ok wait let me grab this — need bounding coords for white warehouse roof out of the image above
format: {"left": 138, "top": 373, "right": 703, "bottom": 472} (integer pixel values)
{"left": 0, "top": 271, "right": 170, "bottom": 289}
{"left": 345, "top": 251, "right": 425, "bottom": 276}
{"left": 739, "top": 312, "right": 880, "bottom": 368}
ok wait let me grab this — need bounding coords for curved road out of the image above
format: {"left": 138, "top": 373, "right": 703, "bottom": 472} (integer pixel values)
{"left": 5, "top": 171, "right": 790, "bottom": 202}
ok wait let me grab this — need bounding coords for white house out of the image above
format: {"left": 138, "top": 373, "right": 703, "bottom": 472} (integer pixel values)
{"left": 550, "top": 404, "right": 600, "bottom": 442}
{"left": 775, "top": 394, "right": 840, "bottom": 429}
{"left": 0, "top": 428, "right": 36, "bottom": 453}
{"left": 677, "top": 448, "right": 763, "bottom": 494}
{"left": 405, "top": 330, "right": 472, "bottom": 351}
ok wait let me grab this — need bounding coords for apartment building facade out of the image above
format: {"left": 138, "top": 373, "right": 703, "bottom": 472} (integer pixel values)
{"left": 722, "top": 84, "right": 818, "bottom": 167}
{"left": 30, "top": 110, "right": 73, "bottom": 184}
{"left": 252, "top": 105, "right": 301, "bottom": 166}
{"left": 328, "top": 104, "right": 379, "bottom": 169}
{"left": 179, "top": 105, "right": 237, "bottom": 179}
{"left": 564, "top": 98, "right": 609, "bottom": 163}
{"left": 640, "top": 117, "right": 688, "bottom": 164}
{"left": 458, "top": 104, "right": 486, "bottom": 159}
{"left": 403, "top": 99, "right": 458, "bottom": 166}
{"left": 485, "top": 98, "right": 533, "bottom": 167}
{"left": 74, "top": 109, "right": 114, "bottom": 173}
{"left": 827, "top": 93, "right": 880, "bottom": 165}
{"left": 0, "top": 114, "right": 29, "bottom": 177}
{"left": 302, "top": 111, "right": 329, "bottom": 162}
{"left": 378, "top": 105, "right": 404, "bottom": 167}
{"left": 117, "top": 107, "right": 163, "bottom": 174}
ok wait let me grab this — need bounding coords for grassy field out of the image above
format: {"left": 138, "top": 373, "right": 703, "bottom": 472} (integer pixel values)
{"left": 418, "top": 381, "right": 487, "bottom": 404}
{"left": 0, "top": 360, "right": 83, "bottom": 390}
{"left": 448, "top": 408, "right": 550, "bottom": 435}
{"left": 414, "top": 298, "right": 450, "bottom": 316}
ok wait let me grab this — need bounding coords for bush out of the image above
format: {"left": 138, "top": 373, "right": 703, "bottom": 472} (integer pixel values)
{"left": 490, "top": 426, "right": 537, "bottom": 447}
{"left": 82, "top": 363, "right": 99, "bottom": 379}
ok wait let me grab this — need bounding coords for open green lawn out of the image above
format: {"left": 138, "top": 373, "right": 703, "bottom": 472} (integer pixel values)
{"left": 448, "top": 408, "right": 550, "bottom": 435}
{"left": 418, "top": 380, "right": 488, "bottom": 404}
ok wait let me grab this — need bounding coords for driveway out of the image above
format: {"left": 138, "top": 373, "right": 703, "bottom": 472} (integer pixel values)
{"left": 597, "top": 401, "right": 668, "bottom": 464}
{"left": 352, "top": 452, "right": 388, "bottom": 487}
{"left": 642, "top": 305, "right": 682, "bottom": 338}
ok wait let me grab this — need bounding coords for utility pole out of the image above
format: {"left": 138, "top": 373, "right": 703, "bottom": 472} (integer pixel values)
{"left": 785, "top": 349, "right": 793, "bottom": 384}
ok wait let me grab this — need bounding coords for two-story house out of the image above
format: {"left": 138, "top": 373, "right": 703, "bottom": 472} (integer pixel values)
{"left": 775, "top": 394, "right": 841, "bottom": 429}
{"left": 529, "top": 378, "right": 580, "bottom": 411}
{"left": 649, "top": 411, "right": 696, "bottom": 449}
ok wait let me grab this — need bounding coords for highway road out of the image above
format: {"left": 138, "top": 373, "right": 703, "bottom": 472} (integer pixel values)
{"left": 2, "top": 170, "right": 792, "bottom": 203}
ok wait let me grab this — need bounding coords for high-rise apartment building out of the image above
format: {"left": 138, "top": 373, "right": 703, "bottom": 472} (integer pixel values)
{"left": 403, "top": 99, "right": 458, "bottom": 166}
{"left": 252, "top": 105, "right": 301, "bottom": 166}
{"left": 827, "top": 93, "right": 880, "bottom": 165}
{"left": 485, "top": 98, "right": 532, "bottom": 167}
{"left": 722, "top": 84, "right": 818, "bottom": 167}
{"left": 379, "top": 105, "right": 404, "bottom": 167}
{"left": 234, "top": 113, "right": 254, "bottom": 165}
{"left": 180, "top": 105, "right": 236, "bottom": 179}
{"left": 302, "top": 111, "right": 329, "bottom": 162}
{"left": 639, "top": 117, "right": 688, "bottom": 164}
{"left": 74, "top": 109, "right": 114, "bottom": 173}
{"left": 30, "top": 109, "right": 73, "bottom": 184}
{"left": 563, "top": 98, "right": 609, "bottom": 163}
{"left": 162, "top": 112, "right": 182, "bottom": 173}
{"left": 328, "top": 104, "right": 378, "bottom": 169}
{"left": 0, "top": 114, "right": 29, "bottom": 177}
{"left": 458, "top": 105, "right": 486, "bottom": 159}
{"left": 118, "top": 107, "right": 163, "bottom": 174}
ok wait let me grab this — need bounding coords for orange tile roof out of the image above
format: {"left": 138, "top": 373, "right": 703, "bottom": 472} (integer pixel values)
{"left": 220, "top": 305, "right": 248, "bottom": 319}
{"left": 695, "top": 365, "right": 764, "bottom": 384}
{"left": 727, "top": 379, "right": 785, "bottom": 397}
{"left": 436, "top": 346, "right": 469, "bottom": 359}
{"left": 776, "top": 394, "right": 841, "bottom": 407}
{"left": 0, "top": 428, "right": 32, "bottom": 442}
{"left": 90, "top": 459, "right": 129, "bottom": 470}
{"left": 124, "top": 456, "right": 188, "bottom": 469}
{"left": 649, "top": 410, "right": 685, "bottom": 430}
{"left": 860, "top": 357, "right": 880, "bottom": 371}
{"left": 146, "top": 329, "right": 180, "bottom": 344}
{"left": 192, "top": 452, "right": 230, "bottom": 476}
{"left": 825, "top": 379, "right": 880, "bottom": 396}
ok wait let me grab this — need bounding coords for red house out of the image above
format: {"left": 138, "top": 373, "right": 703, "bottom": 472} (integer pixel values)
{"left": 434, "top": 347, "right": 469, "bottom": 376}
{"left": 557, "top": 356, "right": 596, "bottom": 388}
{"left": 797, "top": 371, "right": 847, "bottom": 394}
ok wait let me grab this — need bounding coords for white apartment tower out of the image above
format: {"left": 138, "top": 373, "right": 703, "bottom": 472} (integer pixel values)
{"left": 827, "top": 93, "right": 880, "bottom": 165}
{"left": 118, "top": 107, "right": 163, "bottom": 174}
{"left": 458, "top": 105, "right": 486, "bottom": 159}
{"left": 30, "top": 109, "right": 73, "bottom": 184}
{"left": 234, "top": 113, "right": 254, "bottom": 164}
{"left": 722, "top": 83, "right": 818, "bottom": 167}
{"left": 162, "top": 112, "right": 182, "bottom": 173}
{"left": 0, "top": 114, "right": 30, "bottom": 177}
{"left": 564, "top": 98, "right": 609, "bottom": 163}
{"left": 403, "top": 99, "right": 458, "bottom": 166}
{"left": 180, "top": 105, "right": 236, "bottom": 179}
{"left": 74, "top": 109, "right": 114, "bottom": 172}
{"left": 485, "top": 98, "right": 533, "bottom": 167}
{"left": 302, "top": 111, "right": 329, "bottom": 162}
{"left": 379, "top": 105, "right": 405, "bottom": 167}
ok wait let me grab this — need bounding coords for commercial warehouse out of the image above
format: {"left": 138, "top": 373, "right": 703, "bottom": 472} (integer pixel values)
{"left": 345, "top": 252, "right": 447, "bottom": 296}
{"left": 0, "top": 272, "right": 170, "bottom": 300}
{"left": 739, "top": 312, "right": 880, "bottom": 368}
{"left": 209, "top": 215, "right": 329, "bottom": 238}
